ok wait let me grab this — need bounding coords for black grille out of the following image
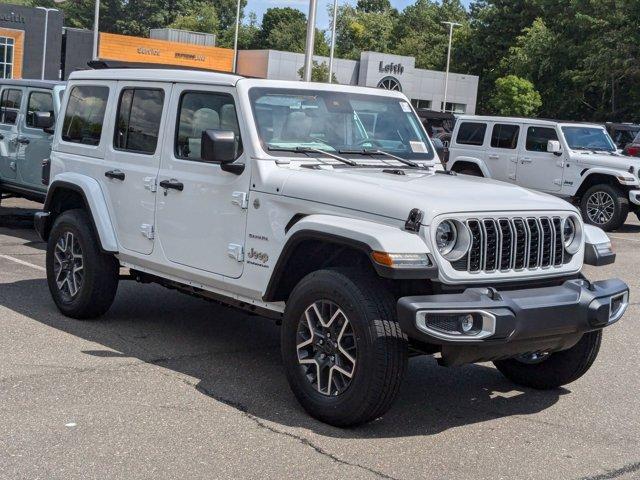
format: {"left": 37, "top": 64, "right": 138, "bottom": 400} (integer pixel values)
{"left": 450, "top": 216, "right": 568, "bottom": 273}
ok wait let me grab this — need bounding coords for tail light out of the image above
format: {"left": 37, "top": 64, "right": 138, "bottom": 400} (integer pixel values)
{"left": 626, "top": 145, "right": 640, "bottom": 156}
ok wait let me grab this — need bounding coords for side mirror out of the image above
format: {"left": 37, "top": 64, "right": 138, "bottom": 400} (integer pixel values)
{"left": 201, "top": 129, "right": 244, "bottom": 174}
{"left": 33, "top": 111, "right": 55, "bottom": 131}
{"left": 547, "top": 140, "right": 562, "bottom": 156}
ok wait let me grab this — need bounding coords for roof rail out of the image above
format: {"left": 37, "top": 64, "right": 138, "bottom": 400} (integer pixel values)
{"left": 87, "top": 60, "right": 244, "bottom": 77}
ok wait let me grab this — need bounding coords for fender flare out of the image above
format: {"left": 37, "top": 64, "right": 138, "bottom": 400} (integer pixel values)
{"left": 263, "top": 215, "right": 437, "bottom": 302}
{"left": 448, "top": 156, "right": 490, "bottom": 177}
{"left": 578, "top": 167, "right": 639, "bottom": 190}
{"left": 42, "top": 173, "right": 118, "bottom": 253}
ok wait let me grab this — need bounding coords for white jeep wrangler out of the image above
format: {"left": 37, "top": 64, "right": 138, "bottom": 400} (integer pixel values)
{"left": 448, "top": 116, "right": 640, "bottom": 231}
{"left": 35, "top": 69, "right": 629, "bottom": 426}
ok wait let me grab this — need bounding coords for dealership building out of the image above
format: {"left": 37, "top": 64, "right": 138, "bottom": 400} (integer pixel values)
{"left": 0, "top": 3, "right": 478, "bottom": 114}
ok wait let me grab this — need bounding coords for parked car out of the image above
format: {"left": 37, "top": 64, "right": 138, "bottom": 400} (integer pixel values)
{"left": 34, "top": 69, "right": 628, "bottom": 427}
{"left": 448, "top": 116, "right": 640, "bottom": 231}
{"left": 623, "top": 130, "right": 640, "bottom": 157}
{"left": 0, "top": 79, "right": 65, "bottom": 205}
{"left": 605, "top": 122, "right": 640, "bottom": 151}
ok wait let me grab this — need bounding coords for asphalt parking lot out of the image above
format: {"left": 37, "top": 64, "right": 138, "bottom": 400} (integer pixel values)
{"left": 0, "top": 198, "right": 639, "bottom": 480}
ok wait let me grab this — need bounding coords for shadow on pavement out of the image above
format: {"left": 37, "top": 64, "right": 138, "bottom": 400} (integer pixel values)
{"left": 0, "top": 277, "right": 564, "bottom": 438}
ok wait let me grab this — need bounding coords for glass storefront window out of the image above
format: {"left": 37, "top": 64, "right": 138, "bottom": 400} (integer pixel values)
{"left": 0, "top": 37, "right": 14, "bottom": 79}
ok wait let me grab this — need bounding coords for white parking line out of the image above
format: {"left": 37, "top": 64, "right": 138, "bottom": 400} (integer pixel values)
{"left": 0, "top": 254, "right": 46, "bottom": 272}
{"left": 609, "top": 235, "right": 640, "bottom": 243}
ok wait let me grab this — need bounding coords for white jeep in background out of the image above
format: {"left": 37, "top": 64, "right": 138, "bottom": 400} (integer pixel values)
{"left": 34, "top": 69, "right": 629, "bottom": 426}
{"left": 448, "top": 116, "right": 640, "bottom": 231}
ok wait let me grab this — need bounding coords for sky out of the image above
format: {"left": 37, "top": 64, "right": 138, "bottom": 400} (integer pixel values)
{"left": 245, "top": 0, "right": 472, "bottom": 29}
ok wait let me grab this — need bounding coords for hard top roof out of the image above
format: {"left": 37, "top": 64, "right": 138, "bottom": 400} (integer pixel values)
{"left": 456, "top": 114, "right": 604, "bottom": 128}
{"left": 0, "top": 79, "right": 65, "bottom": 89}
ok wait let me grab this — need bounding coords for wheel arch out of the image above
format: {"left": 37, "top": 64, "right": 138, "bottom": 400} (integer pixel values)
{"left": 449, "top": 157, "right": 488, "bottom": 177}
{"left": 263, "top": 215, "right": 436, "bottom": 303}
{"left": 40, "top": 174, "right": 118, "bottom": 253}
{"left": 575, "top": 170, "right": 632, "bottom": 199}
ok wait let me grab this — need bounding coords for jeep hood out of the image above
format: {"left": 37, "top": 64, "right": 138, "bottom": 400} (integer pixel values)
{"left": 572, "top": 150, "right": 640, "bottom": 172}
{"left": 276, "top": 168, "right": 575, "bottom": 224}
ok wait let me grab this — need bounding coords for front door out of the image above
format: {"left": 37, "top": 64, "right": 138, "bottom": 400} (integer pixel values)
{"left": 102, "top": 82, "right": 171, "bottom": 255}
{"left": 486, "top": 122, "right": 520, "bottom": 183}
{"left": 155, "top": 84, "right": 250, "bottom": 279}
{"left": 517, "top": 125, "right": 564, "bottom": 192}
{"left": 18, "top": 88, "right": 55, "bottom": 191}
{"left": 0, "top": 86, "right": 24, "bottom": 183}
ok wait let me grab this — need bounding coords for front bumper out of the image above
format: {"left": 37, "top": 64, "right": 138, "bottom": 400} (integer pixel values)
{"left": 397, "top": 278, "right": 629, "bottom": 366}
{"left": 629, "top": 190, "right": 640, "bottom": 206}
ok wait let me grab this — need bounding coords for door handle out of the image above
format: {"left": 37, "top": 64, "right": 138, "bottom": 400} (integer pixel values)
{"left": 488, "top": 154, "right": 499, "bottom": 160}
{"left": 16, "top": 136, "right": 30, "bottom": 145}
{"left": 521, "top": 157, "right": 533, "bottom": 164}
{"left": 105, "top": 169, "right": 126, "bottom": 181}
{"left": 159, "top": 179, "right": 184, "bottom": 192}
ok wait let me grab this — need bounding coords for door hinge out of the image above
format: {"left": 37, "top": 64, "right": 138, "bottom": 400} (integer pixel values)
{"left": 231, "top": 191, "right": 248, "bottom": 209}
{"left": 227, "top": 243, "right": 244, "bottom": 262}
{"left": 144, "top": 176, "right": 158, "bottom": 193}
{"left": 553, "top": 179, "right": 562, "bottom": 186}
{"left": 9, "top": 161, "right": 16, "bottom": 171}
{"left": 140, "top": 224, "right": 155, "bottom": 240}
{"left": 508, "top": 173, "right": 516, "bottom": 180}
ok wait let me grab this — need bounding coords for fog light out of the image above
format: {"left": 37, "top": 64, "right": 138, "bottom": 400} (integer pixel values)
{"left": 461, "top": 314, "right": 474, "bottom": 332}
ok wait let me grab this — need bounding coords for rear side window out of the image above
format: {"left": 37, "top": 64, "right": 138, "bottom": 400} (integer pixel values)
{"left": 26, "top": 91, "right": 54, "bottom": 128}
{"left": 0, "top": 88, "right": 22, "bottom": 125}
{"left": 62, "top": 85, "right": 109, "bottom": 146}
{"left": 114, "top": 88, "right": 164, "bottom": 154}
{"left": 175, "top": 91, "right": 241, "bottom": 161}
{"left": 491, "top": 124, "right": 519, "bottom": 149}
{"left": 456, "top": 122, "right": 487, "bottom": 146}
{"left": 526, "top": 126, "right": 558, "bottom": 152}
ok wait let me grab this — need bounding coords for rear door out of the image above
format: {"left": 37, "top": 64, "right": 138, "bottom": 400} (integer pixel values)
{"left": 18, "top": 88, "right": 55, "bottom": 190}
{"left": 0, "top": 86, "right": 24, "bottom": 183}
{"left": 486, "top": 122, "right": 520, "bottom": 183}
{"left": 101, "top": 82, "right": 171, "bottom": 255}
{"left": 450, "top": 121, "right": 488, "bottom": 173}
{"left": 517, "top": 125, "right": 564, "bottom": 192}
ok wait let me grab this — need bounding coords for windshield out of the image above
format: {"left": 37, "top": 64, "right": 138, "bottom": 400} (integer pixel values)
{"left": 561, "top": 126, "right": 616, "bottom": 152}
{"left": 249, "top": 87, "right": 434, "bottom": 161}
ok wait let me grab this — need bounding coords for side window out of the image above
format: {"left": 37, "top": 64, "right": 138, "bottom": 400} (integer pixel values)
{"left": 0, "top": 88, "right": 22, "bottom": 125}
{"left": 490, "top": 124, "right": 520, "bottom": 149}
{"left": 175, "top": 91, "right": 241, "bottom": 161}
{"left": 456, "top": 122, "right": 487, "bottom": 146}
{"left": 61, "top": 85, "right": 109, "bottom": 146}
{"left": 26, "top": 91, "right": 54, "bottom": 128}
{"left": 526, "top": 126, "right": 558, "bottom": 152}
{"left": 114, "top": 88, "right": 164, "bottom": 154}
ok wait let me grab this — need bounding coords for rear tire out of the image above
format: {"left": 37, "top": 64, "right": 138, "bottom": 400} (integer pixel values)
{"left": 281, "top": 269, "right": 408, "bottom": 427}
{"left": 494, "top": 330, "right": 602, "bottom": 390}
{"left": 46, "top": 209, "right": 119, "bottom": 319}
{"left": 580, "top": 184, "right": 628, "bottom": 231}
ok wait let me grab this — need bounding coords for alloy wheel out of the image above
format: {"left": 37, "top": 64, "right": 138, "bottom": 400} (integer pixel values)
{"left": 586, "top": 191, "right": 615, "bottom": 225}
{"left": 53, "top": 231, "right": 84, "bottom": 301}
{"left": 296, "top": 300, "right": 357, "bottom": 396}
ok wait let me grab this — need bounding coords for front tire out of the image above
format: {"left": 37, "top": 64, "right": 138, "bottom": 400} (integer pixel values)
{"left": 493, "top": 331, "right": 602, "bottom": 390}
{"left": 46, "top": 209, "right": 119, "bottom": 319}
{"left": 281, "top": 269, "right": 408, "bottom": 427}
{"left": 580, "top": 184, "right": 628, "bottom": 231}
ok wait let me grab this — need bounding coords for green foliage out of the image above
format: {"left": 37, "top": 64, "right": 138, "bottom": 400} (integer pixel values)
{"left": 297, "top": 61, "right": 339, "bottom": 83}
{"left": 170, "top": 2, "right": 219, "bottom": 35}
{"left": 356, "top": 0, "right": 393, "bottom": 13}
{"left": 489, "top": 75, "right": 542, "bottom": 117}
{"left": 259, "top": 7, "right": 328, "bottom": 55}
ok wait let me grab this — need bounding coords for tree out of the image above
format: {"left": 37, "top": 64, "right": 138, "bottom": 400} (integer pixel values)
{"left": 170, "top": 2, "right": 220, "bottom": 35}
{"left": 489, "top": 75, "right": 542, "bottom": 117}
{"left": 259, "top": 7, "right": 328, "bottom": 55}
{"left": 356, "top": 0, "right": 392, "bottom": 13}
{"left": 334, "top": 5, "right": 395, "bottom": 60}
{"left": 297, "top": 61, "right": 339, "bottom": 83}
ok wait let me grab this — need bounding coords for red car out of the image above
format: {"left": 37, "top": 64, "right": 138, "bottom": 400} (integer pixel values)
{"left": 624, "top": 130, "right": 640, "bottom": 156}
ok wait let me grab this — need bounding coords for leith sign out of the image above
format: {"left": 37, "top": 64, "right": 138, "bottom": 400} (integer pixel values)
{"left": 379, "top": 61, "right": 404, "bottom": 75}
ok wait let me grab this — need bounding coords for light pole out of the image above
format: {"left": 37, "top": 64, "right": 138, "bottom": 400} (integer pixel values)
{"left": 92, "top": 0, "right": 100, "bottom": 60}
{"left": 232, "top": 0, "right": 241, "bottom": 73}
{"left": 302, "top": 0, "right": 318, "bottom": 82}
{"left": 328, "top": 0, "right": 339, "bottom": 83}
{"left": 36, "top": 7, "right": 58, "bottom": 80}
{"left": 441, "top": 21, "right": 461, "bottom": 112}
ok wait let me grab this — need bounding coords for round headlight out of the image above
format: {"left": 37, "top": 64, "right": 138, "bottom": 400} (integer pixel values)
{"left": 563, "top": 216, "right": 581, "bottom": 255}
{"left": 436, "top": 220, "right": 457, "bottom": 256}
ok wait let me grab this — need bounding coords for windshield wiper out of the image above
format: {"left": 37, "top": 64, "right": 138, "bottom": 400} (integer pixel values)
{"left": 339, "top": 148, "right": 422, "bottom": 168}
{"left": 268, "top": 146, "right": 357, "bottom": 166}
